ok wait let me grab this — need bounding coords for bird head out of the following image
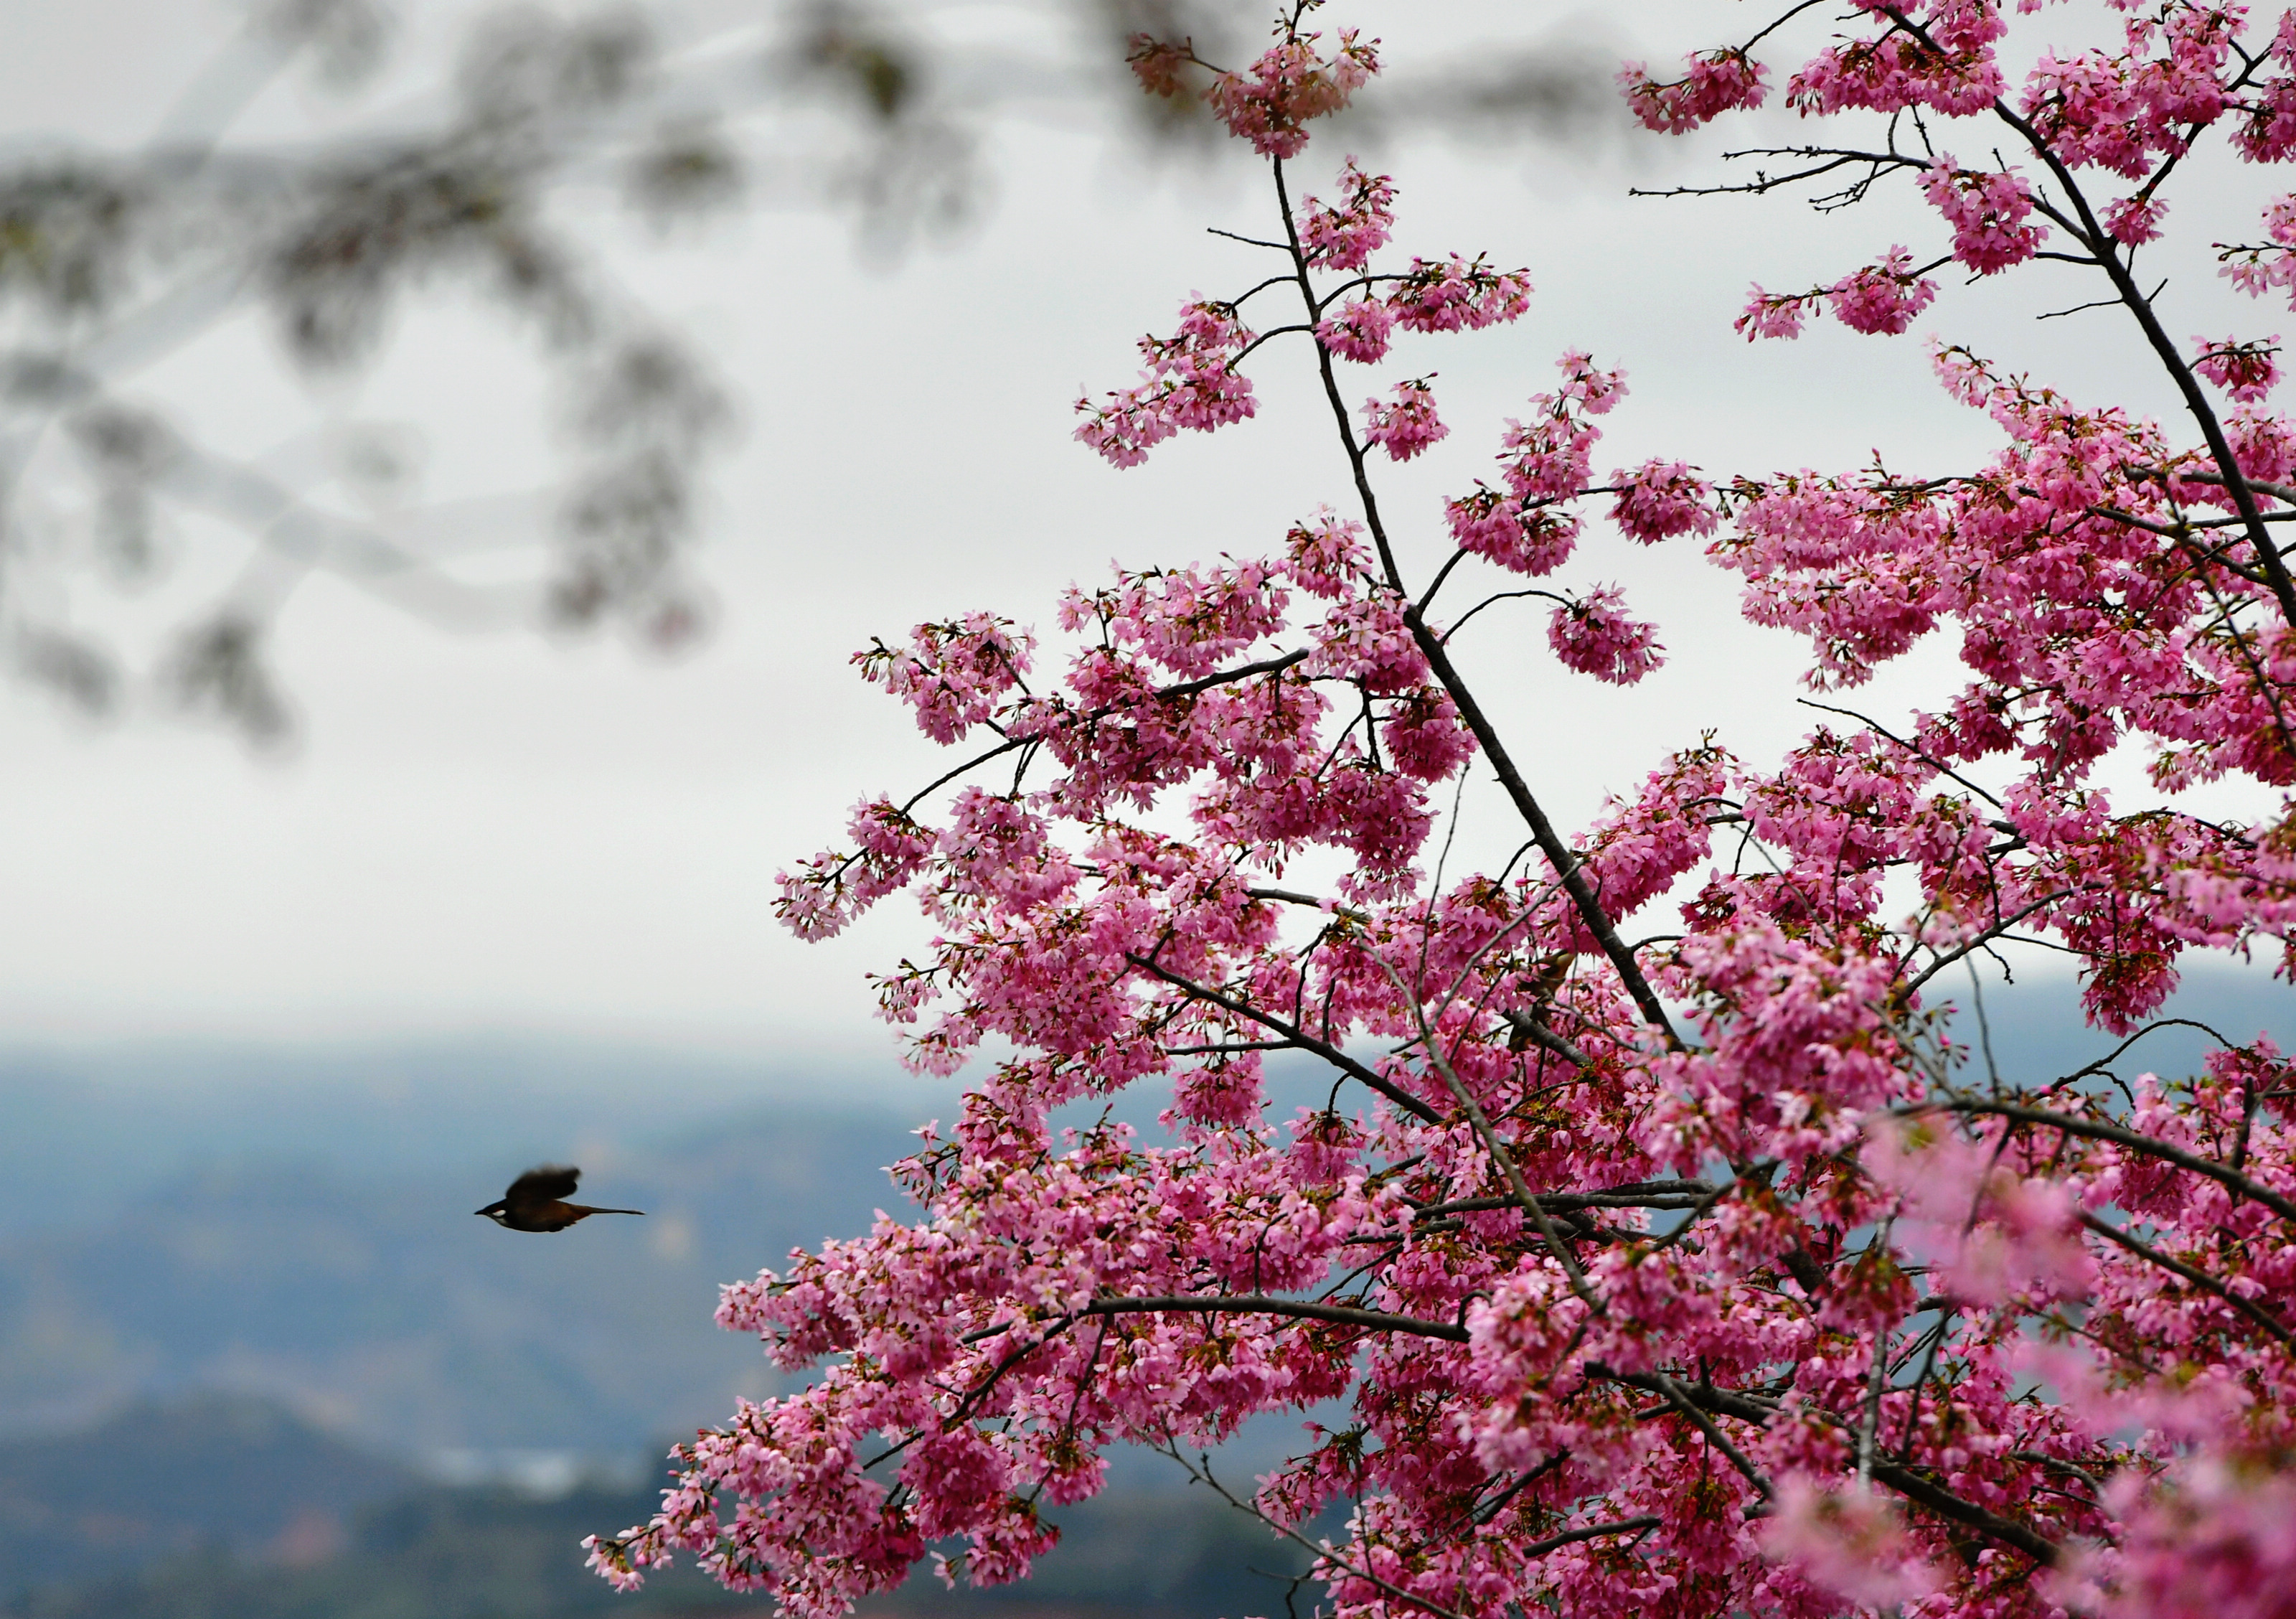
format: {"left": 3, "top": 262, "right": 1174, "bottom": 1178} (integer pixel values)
{"left": 475, "top": 1201, "right": 510, "bottom": 1224}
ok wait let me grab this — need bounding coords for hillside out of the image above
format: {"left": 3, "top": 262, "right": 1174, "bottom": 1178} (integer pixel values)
{"left": 0, "top": 1398, "right": 1310, "bottom": 1619}
{"left": 0, "top": 1394, "right": 415, "bottom": 1596}
{"left": 0, "top": 1072, "right": 919, "bottom": 1454}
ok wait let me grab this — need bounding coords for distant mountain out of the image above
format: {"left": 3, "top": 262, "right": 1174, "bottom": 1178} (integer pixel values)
{"left": 0, "top": 1107, "right": 920, "bottom": 1453}
{"left": 0, "top": 1045, "right": 1322, "bottom": 1493}
{"left": 0, "top": 1397, "right": 1311, "bottom": 1619}
{"left": 9, "top": 1481, "right": 1311, "bottom": 1619}
{"left": 0, "top": 963, "right": 2287, "bottom": 1469}
{"left": 0, "top": 1394, "right": 415, "bottom": 1597}
{"left": 0, "top": 1041, "right": 934, "bottom": 1241}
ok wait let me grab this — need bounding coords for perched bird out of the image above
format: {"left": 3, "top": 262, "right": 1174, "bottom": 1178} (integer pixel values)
{"left": 475, "top": 1165, "right": 645, "bottom": 1233}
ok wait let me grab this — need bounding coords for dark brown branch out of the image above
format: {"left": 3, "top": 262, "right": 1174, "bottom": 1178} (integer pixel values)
{"left": 1123, "top": 952, "right": 1445, "bottom": 1125}
{"left": 1156, "top": 647, "right": 1309, "bottom": 698}
{"left": 1406, "top": 606, "right": 1683, "bottom": 1047}
{"left": 1503, "top": 1009, "right": 1594, "bottom": 1068}
{"left": 895, "top": 651, "right": 1310, "bottom": 816}
{"left": 1246, "top": 885, "right": 1336, "bottom": 910}
{"left": 1911, "top": 1097, "right": 2296, "bottom": 1229}
{"left": 1868, "top": 1455, "right": 2061, "bottom": 1567}
{"left": 1518, "top": 1516, "right": 1662, "bottom": 1558}
{"left": 1264, "top": 154, "right": 1683, "bottom": 1051}
{"left": 2078, "top": 1211, "right": 2295, "bottom": 1346}
{"left": 2051, "top": 1017, "right": 2239, "bottom": 1089}
{"left": 1907, "top": 4, "right": 2296, "bottom": 624}
{"left": 1207, "top": 226, "right": 1291, "bottom": 252}
{"left": 1083, "top": 1293, "right": 1469, "bottom": 1341}
{"left": 1594, "top": 1369, "right": 2059, "bottom": 1566}
{"left": 1416, "top": 1183, "right": 1716, "bottom": 1216}
{"left": 2173, "top": 467, "right": 2296, "bottom": 507}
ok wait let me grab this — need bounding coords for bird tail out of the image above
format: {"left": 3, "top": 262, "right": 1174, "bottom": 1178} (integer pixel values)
{"left": 575, "top": 1205, "right": 646, "bottom": 1216}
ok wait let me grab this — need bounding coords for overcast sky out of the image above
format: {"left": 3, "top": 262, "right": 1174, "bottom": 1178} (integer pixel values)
{"left": 0, "top": 0, "right": 2279, "bottom": 1060}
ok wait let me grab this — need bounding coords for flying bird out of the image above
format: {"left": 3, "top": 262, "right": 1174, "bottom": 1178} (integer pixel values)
{"left": 475, "top": 1165, "right": 645, "bottom": 1233}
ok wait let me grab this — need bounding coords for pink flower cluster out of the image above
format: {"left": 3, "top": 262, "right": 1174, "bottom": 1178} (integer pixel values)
{"left": 1314, "top": 249, "right": 1528, "bottom": 365}
{"left": 2106, "top": 191, "right": 2168, "bottom": 245}
{"left": 1439, "top": 352, "right": 1627, "bottom": 575}
{"left": 2193, "top": 335, "right": 2283, "bottom": 402}
{"left": 1618, "top": 47, "right": 1768, "bottom": 133}
{"left": 1316, "top": 296, "right": 1396, "bottom": 363}
{"left": 1360, "top": 377, "right": 1445, "bottom": 461}
{"left": 1826, "top": 247, "right": 1940, "bottom": 335}
{"left": 1760, "top": 1480, "right": 1941, "bottom": 1611}
{"left": 2223, "top": 196, "right": 2296, "bottom": 310}
{"left": 776, "top": 797, "right": 934, "bottom": 943}
{"left": 1546, "top": 585, "right": 1665, "bottom": 685}
{"left": 1787, "top": 0, "right": 2007, "bottom": 117}
{"left": 1384, "top": 253, "right": 1532, "bottom": 334}
{"left": 1736, "top": 248, "right": 1942, "bottom": 343}
{"left": 1203, "top": 24, "right": 1378, "bottom": 159}
{"left": 2097, "top": 1460, "right": 2296, "bottom": 1619}
{"left": 2020, "top": 5, "right": 2234, "bottom": 179}
{"left": 1920, "top": 159, "right": 2044, "bottom": 275}
{"left": 1282, "top": 505, "right": 1370, "bottom": 598}
{"left": 1609, "top": 459, "right": 1719, "bottom": 544}
{"left": 853, "top": 614, "right": 1035, "bottom": 746}
{"left": 1073, "top": 300, "right": 1257, "bottom": 468}
{"left": 1123, "top": 18, "right": 1377, "bottom": 160}
{"left": 1298, "top": 159, "right": 1394, "bottom": 272}
{"left": 2238, "top": 14, "right": 2296, "bottom": 162}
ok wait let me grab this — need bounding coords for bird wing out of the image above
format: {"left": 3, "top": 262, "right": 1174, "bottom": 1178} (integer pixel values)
{"left": 505, "top": 1164, "right": 581, "bottom": 1208}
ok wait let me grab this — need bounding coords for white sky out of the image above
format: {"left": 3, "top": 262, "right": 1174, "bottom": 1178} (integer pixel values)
{"left": 0, "top": 0, "right": 2281, "bottom": 1056}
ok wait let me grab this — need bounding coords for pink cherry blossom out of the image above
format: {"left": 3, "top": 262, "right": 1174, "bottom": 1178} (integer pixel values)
{"left": 1360, "top": 377, "right": 1446, "bottom": 461}
{"left": 1316, "top": 296, "right": 1395, "bottom": 363}
{"left": 1609, "top": 459, "right": 1718, "bottom": 544}
{"left": 2107, "top": 192, "right": 2168, "bottom": 244}
{"left": 2193, "top": 335, "right": 2282, "bottom": 402}
{"left": 1073, "top": 299, "right": 1256, "bottom": 467}
{"left": 1384, "top": 254, "right": 1531, "bottom": 334}
{"left": 1202, "top": 24, "right": 1378, "bottom": 159}
{"left": 1736, "top": 286, "right": 1810, "bottom": 341}
{"left": 1619, "top": 47, "right": 1768, "bottom": 133}
{"left": 1920, "top": 159, "right": 2044, "bottom": 274}
{"left": 1546, "top": 586, "right": 1664, "bottom": 685}
{"left": 1283, "top": 506, "right": 1371, "bottom": 599}
{"left": 1826, "top": 248, "right": 1940, "bottom": 335}
{"left": 1298, "top": 159, "right": 1395, "bottom": 272}
{"left": 1760, "top": 1480, "right": 1943, "bottom": 1610}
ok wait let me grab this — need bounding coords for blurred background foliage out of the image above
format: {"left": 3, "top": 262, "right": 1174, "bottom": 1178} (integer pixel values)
{"left": 0, "top": 0, "right": 1627, "bottom": 745}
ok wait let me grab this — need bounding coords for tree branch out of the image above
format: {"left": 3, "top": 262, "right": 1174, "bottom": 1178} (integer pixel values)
{"left": 1084, "top": 1293, "right": 1469, "bottom": 1341}
{"left": 1123, "top": 952, "right": 1446, "bottom": 1125}
{"left": 2078, "top": 1211, "right": 2295, "bottom": 1346}
{"left": 1911, "top": 1097, "right": 2296, "bottom": 1229}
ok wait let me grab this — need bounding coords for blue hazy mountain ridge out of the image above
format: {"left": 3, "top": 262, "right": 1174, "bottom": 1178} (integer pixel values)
{"left": 0, "top": 1392, "right": 1317, "bottom": 1614}
{"left": 0, "top": 1038, "right": 1330, "bottom": 1510}
{"left": 0, "top": 1393, "right": 417, "bottom": 1597}
{"left": 0, "top": 1087, "right": 921, "bottom": 1450}
{"left": 0, "top": 963, "right": 2286, "bottom": 1470}
{"left": 0, "top": 1427, "right": 1312, "bottom": 1619}
{"left": 0, "top": 1041, "right": 936, "bottom": 1241}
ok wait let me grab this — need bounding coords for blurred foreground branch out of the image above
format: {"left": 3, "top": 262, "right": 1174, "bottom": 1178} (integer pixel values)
{"left": 0, "top": 0, "right": 1623, "bottom": 744}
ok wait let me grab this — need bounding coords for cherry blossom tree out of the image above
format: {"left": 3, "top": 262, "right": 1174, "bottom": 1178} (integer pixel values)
{"left": 588, "top": 4, "right": 2296, "bottom": 1615}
